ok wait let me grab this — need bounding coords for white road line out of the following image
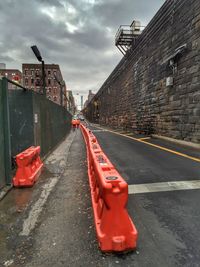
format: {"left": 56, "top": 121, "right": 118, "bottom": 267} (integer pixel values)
{"left": 128, "top": 180, "right": 200, "bottom": 194}
{"left": 20, "top": 177, "right": 59, "bottom": 236}
{"left": 92, "top": 129, "right": 108, "bottom": 132}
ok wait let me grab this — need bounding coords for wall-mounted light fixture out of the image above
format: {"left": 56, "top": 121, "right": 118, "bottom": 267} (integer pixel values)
{"left": 164, "top": 43, "right": 187, "bottom": 74}
{"left": 163, "top": 44, "right": 187, "bottom": 87}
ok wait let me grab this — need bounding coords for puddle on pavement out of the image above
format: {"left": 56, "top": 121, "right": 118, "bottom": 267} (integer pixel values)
{"left": 0, "top": 186, "right": 33, "bottom": 263}
{"left": 0, "top": 167, "right": 54, "bottom": 218}
{"left": 0, "top": 163, "right": 58, "bottom": 266}
{"left": 0, "top": 188, "right": 33, "bottom": 224}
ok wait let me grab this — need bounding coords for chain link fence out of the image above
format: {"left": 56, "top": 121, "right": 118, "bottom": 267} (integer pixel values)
{"left": 0, "top": 77, "right": 72, "bottom": 188}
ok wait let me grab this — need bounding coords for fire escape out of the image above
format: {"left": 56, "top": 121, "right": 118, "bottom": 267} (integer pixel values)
{"left": 115, "top": 21, "right": 143, "bottom": 55}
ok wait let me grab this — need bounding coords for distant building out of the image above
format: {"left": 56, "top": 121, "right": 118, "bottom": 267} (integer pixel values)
{"left": 0, "top": 68, "right": 22, "bottom": 89}
{"left": 88, "top": 90, "right": 95, "bottom": 102}
{"left": 0, "top": 63, "right": 6, "bottom": 69}
{"left": 83, "top": 90, "right": 95, "bottom": 108}
{"left": 67, "top": 90, "right": 76, "bottom": 114}
{"left": 83, "top": 100, "right": 89, "bottom": 109}
{"left": 22, "top": 63, "right": 66, "bottom": 106}
{"left": 61, "top": 81, "right": 68, "bottom": 109}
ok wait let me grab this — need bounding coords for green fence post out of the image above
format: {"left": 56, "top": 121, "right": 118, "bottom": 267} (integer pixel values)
{"left": 2, "top": 78, "right": 12, "bottom": 185}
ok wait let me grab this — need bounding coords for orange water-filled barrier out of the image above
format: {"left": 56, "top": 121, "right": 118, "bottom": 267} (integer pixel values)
{"left": 13, "top": 146, "right": 43, "bottom": 187}
{"left": 80, "top": 124, "right": 138, "bottom": 252}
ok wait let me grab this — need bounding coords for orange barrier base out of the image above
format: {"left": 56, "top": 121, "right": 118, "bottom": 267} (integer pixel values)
{"left": 13, "top": 146, "right": 44, "bottom": 187}
{"left": 13, "top": 163, "right": 43, "bottom": 187}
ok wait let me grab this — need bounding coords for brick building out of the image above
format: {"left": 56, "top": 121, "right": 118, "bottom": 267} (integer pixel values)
{"left": 84, "top": 0, "right": 200, "bottom": 144}
{"left": 66, "top": 90, "right": 76, "bottom": 114}
{"left": 22, "top": 63, "right": 67, "bottom": 106}
{"left": 0, "top": 68, "right": 22, "bottom": 89}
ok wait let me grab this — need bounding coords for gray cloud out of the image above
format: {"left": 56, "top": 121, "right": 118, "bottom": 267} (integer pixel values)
{"left": 35, "top": 0, "right": 63, "bottom": 6}
{"left": 93, "top": 0, "right": 165, "bottom": 27}
{"left": 0, "top": 0, "right": 165, "bottom": 107}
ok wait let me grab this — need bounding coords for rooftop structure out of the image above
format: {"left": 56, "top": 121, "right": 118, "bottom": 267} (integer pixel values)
{"left": 115, "top": 20, "right": 143, "bottom": 55}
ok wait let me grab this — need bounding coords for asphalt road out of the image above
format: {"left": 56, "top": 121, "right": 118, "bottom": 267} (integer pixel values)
{"left": 1, "top": 127, "right": 200, "bottom": 267}
{"left": 88, "top": 124, "right": 200, "bottom": 267}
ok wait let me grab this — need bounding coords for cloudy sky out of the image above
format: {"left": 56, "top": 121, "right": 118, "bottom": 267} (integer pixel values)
{"left": 0, "top": 0, "right": 164, "bottom": 108}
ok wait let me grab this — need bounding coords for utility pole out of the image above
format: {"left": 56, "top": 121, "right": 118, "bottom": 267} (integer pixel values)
{"left": 31, "top": 45, "right": 46, "bottom": 96}
{"left": 81, "top": 95, "right": 83, "bottom": 110}
{"left": 41, "top": 60, "right": 46, "bottom": 96}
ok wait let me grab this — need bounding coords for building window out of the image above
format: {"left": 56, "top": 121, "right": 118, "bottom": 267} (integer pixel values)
{"left": 54, "top": 79, "right": 57, "bottom": 86}
{"left": 24, "top": 70, "right": 28, "bottom": 75}
{"left": 48, "top": 79, "right": 51, "bottom": 86}
{"left": 31, "top": 78, "right": 34, "bottom": 85}
{"left": 48, "top": 70, "right": 51, "bottom": 76}
{"left": 53, "top": 70, "right": 57, "bottom": 76}
{"left": 49, "top": 88, "right": 52, "bottom": 93}
{"left": 25, "top": 78, "right": 28, "bottom": 86}
{"left": 31, "top": 70, "right": 34, "bottom": 76}
{"left": 36, "top": 79, "right": 40, "bottom": 86}
{"left": 35, "top": 70, "right": 39, "bottom": 77}
{"left": 54, "top": 88, "right": 57, "bottom": 94}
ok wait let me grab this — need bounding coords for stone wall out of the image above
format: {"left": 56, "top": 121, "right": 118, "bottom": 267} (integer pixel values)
{"left": 85, "top": 0, "right": 200, "bottom": 143}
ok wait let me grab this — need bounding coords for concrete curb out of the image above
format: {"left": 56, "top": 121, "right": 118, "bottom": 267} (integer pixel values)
{"left": 0, "top": 185, "right": 13, "bottom": 201}
{"left": 152, "top": 135, "right": 200, "bottom": 150}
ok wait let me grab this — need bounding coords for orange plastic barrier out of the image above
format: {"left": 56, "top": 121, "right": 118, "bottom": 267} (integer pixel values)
{"left": 80, "top": 124, "right": 138, "bottom": 252}
{"left": 71, "top": 119, "right": 80, "bottom": 128}
{"left": 13, "top": 146, "right": 43, "bottom": 187}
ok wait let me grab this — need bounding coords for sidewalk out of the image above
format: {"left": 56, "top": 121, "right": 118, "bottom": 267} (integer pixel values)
{"left": 1, "top": 129, "right": 137, "bottom": 267}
